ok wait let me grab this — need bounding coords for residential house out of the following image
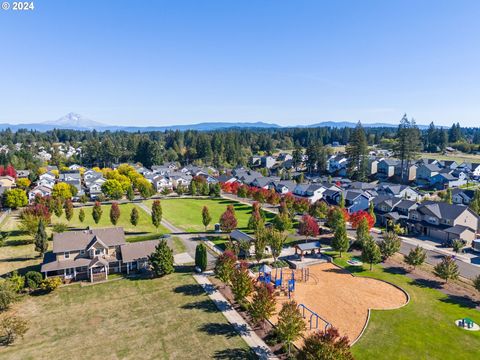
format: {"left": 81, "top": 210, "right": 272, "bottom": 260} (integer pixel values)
{"left": 293, "top": 184, "right": 327, "bottom": 203}
{"left": 28, "top": 185, "right": 53, "bottom": 202}
{"left": 451, "top": 188, "right": 475, "bottom": 205}
{"left": 41, "top": 228, "right": 159, "bottom": 282}
{"left": 377, "top": 159, "right": 399, "bottom": 178}
{"left": 407, "top": 202, "right": 479, "bottom": 245}
{"left": 327, "top": 154, "right": 348, "bottom": 174}
{"left": 0, "top": 176, "right": 15, "bottom": 195}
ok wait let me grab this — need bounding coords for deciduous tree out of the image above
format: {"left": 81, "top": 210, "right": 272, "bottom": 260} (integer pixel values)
{"left": 276, "top": 300, "right": 306, "bottom": 356}
{"left": 219, "top": 205, "right": 237, "bottom": 232}
{"left": 79, "top": 208, "right": 85, "bottom": 223}
{"left": 64, "top": 199, "right": 74, "bottom": 221}
{"left": 202, "top": 206, "right": 212, "bottom": 231}
{"left": 109, "top": 202, "right": 121, "bottom": 225}
{"left": 92, "top": 201, "right": 103, "bottom": 224}
{"left": 298, "top": 327, "right": 354, "bottom": 360}
{"left": 404, "top": 246, "right": 426, "bottom": 270}
{"left": 331, "top": 215, "right": 349, "bottom": 257}
{"left": 214, "top": 250, "right": 237, "bottom": 285}
{"left": 361, "top": 235, "right": 382, "bottom": 270}
{"left": 379, "top": 231, "right": 401, "bottom": 260}
{"left": 434, "top": 256, "right": 459, "bottom": 283}
{"left": 151, "top": 200, "right": 163, "bottom": 230}
{"left": 249, "top": 283, "right": 276, "bottom": 329}
{"left": 299, "top": 214, "right": 319, "bottom": 242}
{"left": 130, "top": 207, "right": 139, "bottom": 226}
{"left": 231, "top": 262, "right": 254, "bottom": 306}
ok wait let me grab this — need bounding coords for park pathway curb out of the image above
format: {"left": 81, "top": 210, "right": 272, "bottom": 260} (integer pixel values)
{"left": 192, "top": 272, "right": 279, "bottom": 360}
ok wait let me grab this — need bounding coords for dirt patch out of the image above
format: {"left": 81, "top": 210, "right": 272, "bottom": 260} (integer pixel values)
{"left": 273, "top": 262, "right": 408, "bottom": 344}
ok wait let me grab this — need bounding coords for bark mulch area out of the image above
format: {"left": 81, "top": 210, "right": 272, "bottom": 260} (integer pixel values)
{"left": 209, "top": 276, "right": 288, "bottom": 359}
{"left": 383, "top": 253, "right": 480, "bottom": 310}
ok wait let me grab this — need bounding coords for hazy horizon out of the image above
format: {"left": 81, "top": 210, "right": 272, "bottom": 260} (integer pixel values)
{"left": 1, "top": 1, "right": 479, "bottom": 127}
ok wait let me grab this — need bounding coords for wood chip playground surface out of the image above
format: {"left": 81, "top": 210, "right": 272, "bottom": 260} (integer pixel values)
{"left": 272, "top": 263, "right": 408, "bottom": 344}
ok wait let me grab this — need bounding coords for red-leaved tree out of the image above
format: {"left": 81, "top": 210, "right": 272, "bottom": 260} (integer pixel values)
{"left": 298, "top": 214, "right": 320, "bottom": 241}
{"left": 219, "top": 205, "right": 238, "bottom": 232}
{"left": 350, "top": 210, "right": 374, "bottom": 230}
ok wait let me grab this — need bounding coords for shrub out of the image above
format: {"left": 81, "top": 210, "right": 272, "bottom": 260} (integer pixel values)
{"left": 148, "top": 239, "right": 174, "bottom": 277}
{"left": 40, "top": 277, "right": 62, "bottom": 292}
{"left": 24, "top": 271, "right": 43, "bottom": 291}
{"left": 0, "top": 316, "right": 28, "bottom": 346}
{"left": 0, "top": 281, "right": 18, "bottom": 311}
{"left": 52, "top": 223, "right": 69, "bottom": 233}
{"left": 195, "top": 243, "right": 208, "bottom": 272}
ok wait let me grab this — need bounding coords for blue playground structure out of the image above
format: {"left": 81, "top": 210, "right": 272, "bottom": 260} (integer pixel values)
{"left": 258, "top": 264, "right": 272, "bottom": 285}
{"left": 298, "top": 303, "right": 331, "bottom": 331}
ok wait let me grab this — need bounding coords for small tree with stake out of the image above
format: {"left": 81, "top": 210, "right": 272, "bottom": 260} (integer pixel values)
{"left": 230, "top": 261, "right": 254, "bottom": 307}
{"left": 34, "top": 219, "right": 48, "bottom": 256}
{"left": 267, "top": 228, "right": 287, "bottom": 263}
{"left": 253, "top": 225, "right": 268, "bottom": 264}
{"left": 151, "top": 200, "right": 162, "bottom": 231}
{"left": 248, "top": 283, "right": 276, "bottom": 329}
{"left": 195, "top": 243, "right": 208, "bottom": 272}
{"left": 434, "top": 256, "right": 459, "bottom": 283}
{"left": 404, "top": 246, "right": 426, "bottom": 271}
{"left": 276, "top": 300, "right": 306, "bottom": 356}
{"left": 361, "top": 235, "right": 382, "bottom": 270}
{"left": 202, "top": 206, "right": 212, "bottom": 231}
{"left": 148, "top": 239, "right": 174, "bottom": 277}
{"left": 331, "top": 215, "right": 349, "bottom": 257}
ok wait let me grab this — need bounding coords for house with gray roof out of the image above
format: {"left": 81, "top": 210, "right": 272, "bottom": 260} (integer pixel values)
{"left": 41, "top": 228, "right": 159, "bottom": 282}
{"left": 407, "top": 202, "right": 479, "bottom": 245}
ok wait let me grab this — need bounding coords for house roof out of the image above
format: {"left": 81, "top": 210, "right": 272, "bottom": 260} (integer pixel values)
{"left": 120, "top": 240, "right": 159, "bottom": 263}
{"left": 444, "top": 225, "right": 474, "bottom": 235}
{"left": 41, "top": 254, "right": 92, "bottom": 273}
{"left": 417, "top": 202, "right": 472, "bottom": 220}
{"left": 421, "top": 163, "right": 441, "bottom": 172}
{"left": 52, "top": 227, "right": 126, "bottom": 253}
{"left": 230, "top": 229, "right": 254, "bottom": 242}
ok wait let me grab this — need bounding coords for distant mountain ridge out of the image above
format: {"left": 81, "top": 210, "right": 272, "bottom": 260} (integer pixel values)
{"left": 0, "top": 113, "right": 443, "bottom": 132}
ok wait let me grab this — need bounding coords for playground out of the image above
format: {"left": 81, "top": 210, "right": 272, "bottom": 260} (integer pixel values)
{"left": 268, "top": 262, "right": 408, "bottom": 343}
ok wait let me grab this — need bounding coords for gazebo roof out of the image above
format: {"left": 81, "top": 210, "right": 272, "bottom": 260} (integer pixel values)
{"left": 295, "top": 241, "right": 322, "bottom": 252}
{"left": 258, "top": 264, "right": 272, "bottom": 274}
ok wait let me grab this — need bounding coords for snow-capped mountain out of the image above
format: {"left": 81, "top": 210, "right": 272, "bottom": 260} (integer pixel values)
{"left": 43, "top": 112, "right": 106, "bottom": 130}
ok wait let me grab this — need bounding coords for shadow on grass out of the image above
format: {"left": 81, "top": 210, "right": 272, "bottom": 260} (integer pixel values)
{"left": 5, "top": 239, "right": 33, "bottom": 246}
{"left": 412, "top": 278, "right": 443, "bottom": 289}
{"left": 440, "top": 294, "right": 480, "bottom": 310}
{"left": 200, "top": 322, "right": 250, "bottom": 338}
{"left": 384, "top": 266, "right": 408, "bottom": 275}
{"left": 182, "top": 299, "right": 232, "bottom": 312}
{"left": 174, "top": 284, "right": 206, "bottom": 296}
{"left": 213, "top": 348, "right": 257, "bottom": 359}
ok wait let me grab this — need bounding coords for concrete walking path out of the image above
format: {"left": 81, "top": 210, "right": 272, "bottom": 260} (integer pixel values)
{"left": 193, "top": 272, "right": 279, "bottom": 360}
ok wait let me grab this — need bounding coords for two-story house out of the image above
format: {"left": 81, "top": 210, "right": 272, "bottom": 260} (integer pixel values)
{"left": 407, "top": 202, "right": 479, "bottom": 245}
{"left": 41, "top": 228, "right": 159, "bottom": 282}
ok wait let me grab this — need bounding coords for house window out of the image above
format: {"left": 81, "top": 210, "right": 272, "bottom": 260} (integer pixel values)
{"left": 80, "top": 250, "right": 85, "bottom": 255}
{"left": 64, "top": 252, "right": 70, "bottom": 259}
{"left": 411, "top": 214, "right": 418, "bottom": 220}
{"left": 95, "top": 248, "right": 104, "bottom": 256}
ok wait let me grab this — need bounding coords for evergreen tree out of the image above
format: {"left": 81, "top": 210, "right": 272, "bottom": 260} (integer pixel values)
{"left": 292, "top": 146, "right": 303, "bottom": 170}
{"left": 130, "top": 207, "right": 139, "bottom": 226}
{"left": 151, "top": 200, "right": 163, "bottom": 230}
{"left": 368, "top": 201, "right": 376, "bottom": 224}
{"left": 346, "top": 121, "right": 369, "bottom": 181}
{"left": 339, "top": 193, "right": 345, "bottom": 209}
{"left": 53, "top": 197, "right": 63, "bottom": 218}
{"left": 148, "top": 239, "right": 174, "bottom": 277}
{"left": 434, "top": 256, "right": 459, "bottom": 283}
{"left": 276, "top": 300, "right": 306, "bottom": 356}
{"left": 195, "top": 243, "right": 208, "bottom": 271}
{"left": 332, "top": 215, "right": 349, "bottom": 257}
{"left": 78, "top": 208, "right": 85, "bottom": 223}
{"left": 394, "top": 115, "right": 421, "bottom": 180}
{"left": 34, "top": 219, "right": 48, "bottom": 256}
{"left": 92, "top": 201, "right": 103, "bottom": 224}
{"left": 404, "top": 246, "right": 426, "bottom": 270}
{"left": 201, "top": 206, "right": 212, "bottom": 231}
{"left": 473, "top": 274, "right": 480, "bottom": 293}
{"left": 109, "top": 202, "right": 121, "bottom": 225}
{"left": 361, "top": 235, "right": 382, "bottom": 270}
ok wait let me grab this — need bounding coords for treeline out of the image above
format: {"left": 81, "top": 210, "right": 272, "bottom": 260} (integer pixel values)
{"left": 1, "top": 118, "right": 480, "bottom": 171}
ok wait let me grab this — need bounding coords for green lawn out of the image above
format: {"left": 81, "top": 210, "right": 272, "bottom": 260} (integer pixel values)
{"left": 144, "top": 198, "right": 275, "bottom": 233}
{"left": 0, "top": 272, "right": 249, "bottom": 360}
{"left": 330, "top": 254, "right": 480, "bottom": 360}
{"left": 52, "top": 203, "right": 170, "bottom": 236}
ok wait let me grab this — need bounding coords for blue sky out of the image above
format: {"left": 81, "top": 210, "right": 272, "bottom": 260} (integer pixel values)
{"left": 1, "top": 0, "right": 479, "bottom": 127}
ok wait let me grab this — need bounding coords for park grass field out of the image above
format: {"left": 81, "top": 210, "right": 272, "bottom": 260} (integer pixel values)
{"left": 0, "top": 214, "right": 48, "bottom": 276}
{"left": 0, "top": 271, "right": 249, "bottom": 360}
{"left": 52, "top": 203, "right": 170, "bottom": 236}
{"left": 0, "top": 203, "right": 170, "bottom": 276}
{"left": 330, "top": 254, "right": 480, "bottom": 360}
{"left": 143, "top": 197, "right": 275, "bottom": 233}
{"left": 420, "top": 151, "right": 480, "bottom": 164}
